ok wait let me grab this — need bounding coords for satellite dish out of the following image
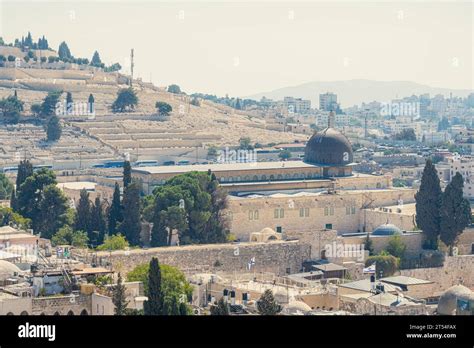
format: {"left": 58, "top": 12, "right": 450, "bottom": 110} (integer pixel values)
{"left": 452, "top": 247, "right": 459, "bottom": 256}
{"left": 69, "top": 296, "right": 75, "bottom": 304}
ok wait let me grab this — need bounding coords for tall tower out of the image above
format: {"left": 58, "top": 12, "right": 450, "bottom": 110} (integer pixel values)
{"left": 130, "top": 48, "right": 134, "bottom": 86}
{"left": 328, "top": 110, "right": 336, "bottom": 128}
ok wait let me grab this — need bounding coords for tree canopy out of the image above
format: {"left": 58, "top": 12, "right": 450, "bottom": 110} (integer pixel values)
{"left": 150, "top": 172, "right": 228, "bottom": 247}
{"left": 112, "top": 88, "right": 138, "bottom": 113}
{"left": 415, "top": 159, "right": 442, "bottom": 250}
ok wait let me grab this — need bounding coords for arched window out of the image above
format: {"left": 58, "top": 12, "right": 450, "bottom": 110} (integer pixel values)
{"left": 53, "top": 311, "right": 61, "bottom": 316}
{"left": 67, "top": 310, "right": 74, "bottom": 316}
{"left": 80, "top": 309, "right": 88, "bottom": 316}
{"left": 253, "top": 175, "right": 258, "bottom": 181}
{"left": 6, "top": 312, "right": 14, "bottom": 316}
{"left": 20, "top": 311, "right": 28, "bottom": 316}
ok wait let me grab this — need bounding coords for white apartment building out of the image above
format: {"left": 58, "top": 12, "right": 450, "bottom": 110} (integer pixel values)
{"left": 436, "top": 155, "right": 474, "bottom": 199}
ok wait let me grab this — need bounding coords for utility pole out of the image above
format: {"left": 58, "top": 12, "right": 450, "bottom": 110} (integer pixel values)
{"left": 130, "top": 48, "right": 134, "bottom": 87}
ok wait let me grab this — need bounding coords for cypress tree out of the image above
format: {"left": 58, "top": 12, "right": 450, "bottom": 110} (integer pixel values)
{"left": 257, "top": 289, "right": 282, "bottom": 315}
{"left": 415, "top": 159, "right": 442, "bottom": 250}
{"left": 144, "top": 258, "right": 163, "bottom": 315}
{"left": 88, "top": 94, "right": 95, "bottom": 114}
{"left": 108, "top": 182, "right": 123, "bottom": 235}
{"left": 46, "top": 115, "right": 62, "bottom": 141}
{"left": 90, "top": 196, "right": 107, "bottom": 246}
{"left": 120, "top": 181, "right": 141, "bottom": 246}
{"left": 123, "top": 160, "right": 132, "bottom": 188}
{"left": 66, "top": 92, "right": 73, "bottom": 115}
{"left": 10, "top": 187, "right": 17, "bottom": 211}
{"left": 16, "top": 159, "right": 33, "bottom": 190}
{"left": 440, "top": 173, "right": 472, "bottom": 255}
{"left": 112, "top": 273, "right": 129, "bottom": 315}
{"left": 74, "top": 189, "right": 91, "bottom": 237}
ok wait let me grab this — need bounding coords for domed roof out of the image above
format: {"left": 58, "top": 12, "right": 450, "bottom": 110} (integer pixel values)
{"left": 438, "top": 285, "right": 472, "bottom": 315}
{"left": 372, "top": 224, "right": 402, "bottom": 236}
{"left": 304, "top": 127, "right": 353, "bottom": 166}
{"left": 285, "top": 300, "right": 312, "bottom": 312}
{"left": 259, "top": 227, "right": 276, "bottom": 235}
{"left": 0, "top": 260, "right": 21, "bottom": 280}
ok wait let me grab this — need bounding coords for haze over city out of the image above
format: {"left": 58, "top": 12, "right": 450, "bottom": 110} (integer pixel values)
{"left": 1, "top": 0, "right": 472, "bottom": 97}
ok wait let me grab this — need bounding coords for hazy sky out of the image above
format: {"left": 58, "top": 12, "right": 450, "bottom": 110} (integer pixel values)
{"left": 0, "top": 0, "right": 472, "bottom": 96}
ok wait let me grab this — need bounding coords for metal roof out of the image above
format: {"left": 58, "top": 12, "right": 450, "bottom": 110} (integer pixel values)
{"left": 339, "top": 278, "right": 401, "bottom": 293}
{"left": 381, "top": 276, "right": 433, "bottom": 286}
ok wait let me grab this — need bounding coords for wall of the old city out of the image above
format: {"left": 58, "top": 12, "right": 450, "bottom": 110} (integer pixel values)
{"left": 95, "top": 240, "right": 311, "bottom": 277}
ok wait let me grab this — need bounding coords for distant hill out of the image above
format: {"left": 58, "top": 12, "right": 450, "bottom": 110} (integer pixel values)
{"left": 245, "top": 79, "right": 473, "bottom": 108}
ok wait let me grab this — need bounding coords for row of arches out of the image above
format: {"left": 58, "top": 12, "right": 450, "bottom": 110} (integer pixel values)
{"left": 5, "top": 309, "right": 88, "bottom": 316}
{"left": 220, "top": 172, "right": 323, "bottom": 183}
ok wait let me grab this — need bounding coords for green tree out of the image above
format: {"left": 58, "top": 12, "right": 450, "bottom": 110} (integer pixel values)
{"left": 0, "top": 173, "right": 13, "bottom": 200}
{"left": 31, "top": 103, "right": 42, "bottom": 117}
{"left": 108, "top": 182, "right": 123, "bottom": 235}
{"left": 0, "top": 207, "right": 30, "bottom": 230}
{"left": 210, "top": 298, "right": 229, "bottom": 316}
{"left": 96, "top": 234, "right": 129, "bottom": 251}
{"left": 239, "top": 137, "right": 253, "bottom": 150}
{"left": 16, "top": 160, "right": 33, "bottom": 190}
{"left": 123, "top": 161, "right": 132, "bottom": 188}
{"left": 0, "top": 95, "right": 24, "bottom": 124}
{"left": 415, "top": 159, "right": 442, "bottom": 250}
{"left": 364, "top": 233, "right": 374, "bottom": 256}
{"left": 365, "top": 252, "right": 399, "bottom": 277}
{"left": 394, "top": 128, "right": 416, "bottom": 141}
{"left": 46, "top": 115, "right": 62, "bottom": 141}
{"left": 385, "top": 235, "right": 407, "bottom": 259}
{"left": 39, "top": 91, "right": 62, "bottom": 118}
{"left": 167, "top": 84, "right": 181, "bottom": 94}
{"left": 257, "top": 289, "right": 282, "bottom": 315}
{"left": 74, "top": 189, "right": 91, "bottom": 237}
{"left": 88, "top": 94, "right": 95, "bottom": 114}
{"left": 150, "top": 172, "right": 228, "bottom": 246}
{"left": 16, "top": 168, "right": 57, "bottom": 233}
{"left": 91, "top": 51, "right": 102, "bottom": 67}
{"left": 143, "top": 258, "right": 163, "bottom": 315}
{"left": 35, "top": 185, "right": 69, "bottom": 239}
{"left": 155, "top": 102, "right": 172, "bottom": 116}
{"left": 278, "top": 149, "right": 292, "bottom": 160}
{"left": 127, "top": 263, "right": 193, "bottom": 302}
{"left": 90, "top": 196, "right": 107, "bottom": 246}
{"left": 58, "top": 42, "right": 72, "bottom": 60}
{"left": 112, "top": 273, "right": 129, "bottom": 315}
{"left": 112, "top": 88, "right": 138, "bottom": 113}
{"left": 66, "top": 92, "right": 73, "bottom": 114}
{"left": 440, "top": 173, "right": 472, "bottom": 255}
{"left": 51, "top": 225, "right": 88, "bottom": 247}
{"left": 120, "top": 181, "right": 141, "bottom": 246}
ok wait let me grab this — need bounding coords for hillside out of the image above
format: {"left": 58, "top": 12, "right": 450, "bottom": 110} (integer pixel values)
{"left": 0, "top": 65, "right": 306, "bottom": 168}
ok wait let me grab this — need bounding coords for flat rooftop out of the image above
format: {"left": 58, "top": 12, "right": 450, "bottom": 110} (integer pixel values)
{"left": 132, "top": 161, "right": 316, "bottom": 175}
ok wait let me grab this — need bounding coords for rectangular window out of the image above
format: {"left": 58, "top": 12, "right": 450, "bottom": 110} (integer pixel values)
{"left": 254, "top": 210, "right": 259, "bottom": 220}
{"left": 351, "top": 206, "right": 356, "bottom": 214}
{"left": 276, "top": 226, "right": 282, "bottom": 233}
{"left": 274, "top": 209, "right": 279, "bottom": 218}
{"left": 305, "top": 207, "right": 309, "bottom": 217}
{"left": 330, "top": 207, "right": 334, "bottom": 216}
{"left": 324, "top": 207, "right": 329, "bottom": 216}
{"left": 279, "top": 208, "right": 284, "bottom": 218}
{"left": 249, "top": 211, "right": 253, "bottom": 220}
{"left": 346, "top": 206, "right": 350, "bottom": 215}
{"left": 325, "top": 223, "right": 333, "bottom": 229}
{"left": 299, "top": 208, "right": 304, "bottom": 217}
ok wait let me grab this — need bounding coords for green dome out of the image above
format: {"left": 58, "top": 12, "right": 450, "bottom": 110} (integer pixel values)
{"left": 372, "top": 224, "right": 402, "bottom": 236}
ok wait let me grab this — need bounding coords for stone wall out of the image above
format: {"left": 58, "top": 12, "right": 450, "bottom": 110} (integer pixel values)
{"left": 31, "top": 294, "right": 91, "bottom": 315}
{"left": 92, "top": 240, "right": 311, "bottom": 277}
{"left": 401, "top": 255, "right": 474, "bottom": 293}
{"left": 228, "top": 188, "right": 415, "bottom": 241}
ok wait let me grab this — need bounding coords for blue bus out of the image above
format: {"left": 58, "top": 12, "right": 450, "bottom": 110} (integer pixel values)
{"left": 135, "top": 160, "right": 159, "bottom": 167}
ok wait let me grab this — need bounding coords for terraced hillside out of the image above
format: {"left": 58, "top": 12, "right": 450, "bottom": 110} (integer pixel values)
{"left": 0, "top": 66, "right": 306, "bottom": 167}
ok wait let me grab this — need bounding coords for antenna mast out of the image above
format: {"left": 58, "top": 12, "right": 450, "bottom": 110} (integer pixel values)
{"left": 130, "top": 48, "right": 134, "bottom": 86}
